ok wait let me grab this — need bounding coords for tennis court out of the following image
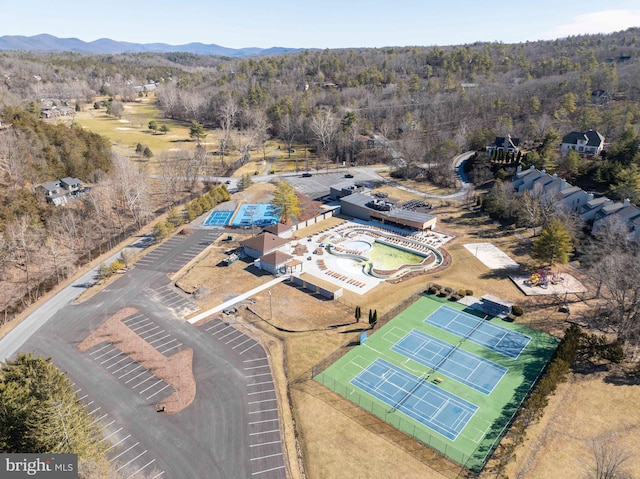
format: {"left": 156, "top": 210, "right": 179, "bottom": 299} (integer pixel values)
{"left": 425, "top": 305, "right": 531, "bottom": 359}
{"left": 351, "top": 358, "right": 477, "bottom": 440}
{"left": 204, "top": 210, "right": 234, "bottom": 226}
{"left": 391, "top": 329, "right": 507, "bottom": 395}
{"left": 230, "top": 204, "right": 281, "bottom": 227}
{"left": 315, "top": 294, "right": 560, "bottom": 472}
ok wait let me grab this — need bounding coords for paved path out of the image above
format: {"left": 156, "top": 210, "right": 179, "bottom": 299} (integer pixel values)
{"left": 188, "top": 275, "right": 289, "bottom": 324}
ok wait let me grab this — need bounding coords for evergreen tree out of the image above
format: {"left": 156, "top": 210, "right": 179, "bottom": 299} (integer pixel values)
{"left": 0, "top": 353, "right": 108, "bottom": 459}
{"left": 270, "top": 181, "right": 300, "bottom": 224}
{"left": 532, "top": 219, "right": 573, "bottom": 266}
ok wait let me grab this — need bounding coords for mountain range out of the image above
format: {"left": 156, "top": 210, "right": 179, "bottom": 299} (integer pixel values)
{"left": 0, "top": 34, "right": 304, "bottom": 57}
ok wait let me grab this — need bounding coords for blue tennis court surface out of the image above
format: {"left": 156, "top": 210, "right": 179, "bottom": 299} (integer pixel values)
{"left": 231, "top": 204, "right": 280, "bottom": 227}
{"left": 204, "top": 210, "right": 233, "bottom": 226}
{"left": 392, "top": 329, "right": 507, "bottom": 395}
{"left": 351, "top": 358, "right": 477, "bottom": 440}
{"left": 425, "top": 306, "right": 531, "bottom": 359}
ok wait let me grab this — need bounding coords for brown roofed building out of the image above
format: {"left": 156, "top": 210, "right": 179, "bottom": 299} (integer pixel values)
{"left": 240, "top": 232, "right": 290, "bottom": 259}
{"left": 262, "top": 222, "right": 293, "bottom": 238}
{"left": 258, "top": 250, "right": 302, "bottom": 275}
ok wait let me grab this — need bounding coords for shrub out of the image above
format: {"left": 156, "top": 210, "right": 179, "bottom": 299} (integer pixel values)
{"left": 450, "top": 294, "right": 462, "bottom": 301}
{"left": 465, "top": 289, "right": 473, "bottom": 296}
{"left": 427, "top": 286, "right": 439, "bottom": 294}
{"left": 511, "top": 305, "right": 524, "bottom": 316}
{"left": 444, "top": 287, "right": 453, "bottom": 295}
{"left": 437, "top": 291, "right": 448, "bottom": 298}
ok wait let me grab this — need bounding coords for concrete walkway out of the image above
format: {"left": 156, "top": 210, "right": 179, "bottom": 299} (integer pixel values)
{"left": 187, "top": 275, "right": 290, "bottom": 324}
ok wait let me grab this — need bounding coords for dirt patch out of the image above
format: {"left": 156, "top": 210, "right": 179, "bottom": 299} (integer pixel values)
{"left": 78, "top": 307, "right": 195, "bottom": 414}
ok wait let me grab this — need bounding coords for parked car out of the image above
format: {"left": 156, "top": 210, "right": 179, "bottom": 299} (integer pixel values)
{"left": 301, "top": 173, "right": 313, "bottom": 177}
{"left": 344, "top": 173, "right": 354, "bottom": 178}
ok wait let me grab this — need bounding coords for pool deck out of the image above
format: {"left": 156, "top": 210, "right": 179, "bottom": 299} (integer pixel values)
{"left": 293, "top": 220, "right": 451, "bottom": 295}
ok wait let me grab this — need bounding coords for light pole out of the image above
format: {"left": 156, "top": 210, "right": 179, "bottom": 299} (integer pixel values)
{"left": 268, "top": 290, "right": 272, "bottom": 320}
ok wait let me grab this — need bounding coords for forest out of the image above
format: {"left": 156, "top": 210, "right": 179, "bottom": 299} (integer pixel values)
{"left": 1, "top": 27, "right": 640, "bottom": 329}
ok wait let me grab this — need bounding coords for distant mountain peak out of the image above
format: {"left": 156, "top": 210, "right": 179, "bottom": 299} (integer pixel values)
{"left": 0, "top": 34, "right": 303, "bottom": 57}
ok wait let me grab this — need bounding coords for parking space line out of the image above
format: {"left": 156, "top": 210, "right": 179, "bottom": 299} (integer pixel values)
{"left": 232, "top": 337, "right": 253, "bottom": 349}
{"left": 159, "top": 344, "right": 181, "bottom": 355}
{"left": 248, "top": 409, "right": 278, "bottom": 415}
{"left": 106, "top": 356, "right": 131, "bottom": 370}
{"left": 240, "top": 343, "right": 260, "bottom": 355}
{"left": 88, "top": 406, "right": 101, "bottom": 415}
{"left": 137, "top": 325, "right": 160, "bottom": 335}
{"left": 119, "top": 365, "right": 143, "bottom": 379}
{"left": 205, "top": 323, "right": 226, "bottom": 332}
{"left": 246, "top": 373, "right": 272, "bottom": 378}
{"left": 147, "top": 334, "right": 171, "bottom": 345}
{"left": 247, "top": 381, "right": 273, "bottom": 387}
{"left": 146, "top": 384, "right": 171, "bottom": 400}
{"left": 252, "top": 465, "right": 285, "bottom": 475}
{"left": 90, "top": 413, "right": 109, "bottom": 425}
{"left": 116, "top": 450, "right": 148, "bottom": 472}
{"left": 93, "top": 347, "right": 118, "bottom": 360}
{"left": 249, "top": 419, "right": 279, "bottom": 425}
{"left": 249, "top": 429, "right": 280, "bottom": 436}
{"left": 150, "top": 471, "right": 165, "bottom": 478}
{"left": 101, "top": 427, "right": 123, "bottom": 443}
{"left": 131, "top": 375, "right": 156, "bottom": 389}
{"left": 243, "top": 358, "right": 267, "bottom": 363}
{"left": 77, "top": 394, "right": 89, "bottom": 402}
{"left": 111, "top": 442, "right": 140, "bottom": 460}
{"left": 138, "top": 379, "right": 164, "bottom": 394}
{"left": 124, "top": 370, "right": 149, "bottom": 384}
{"left": 218, "top": 329, "right": 239, "bottom": 341}
{"left": 82, "top": 400, "right": 94, "bottom": 409}
{"left": 105, "top": 434, "right": 131, "bottom": 451}
{"left": 211, "top": 326, "right": 232, "bottom": 337}
{"left": 225, "top": 333, "right": 245, "bottom": 344}
{"left": 125, "top": 459, "right": 156, "bottom": 479}
{"left": 248, "top": 389, "right": 275, "bottom": 396}
{"left": 101, "top": 351, "right": 126, "bottom": 365}
{"left": 89, "top": 344, "right": 112, "bottom": 356}
{"left": 112, "top": 360, "right": 136, "bottom": 374}
{"left": 143, "top": 330, "right": 166, "bottom": 341}
{"left": 155, "top": 339, "right": 178, "bottom": 350}
{"left": 248, "top": 399, "right": 277, "bottom": 405}
{"left": 244, "top": 365, "right": 269, "bottom": 370}
{"left": 131, "top": 322, "right": 155, "bottom": 333}
{"left": 249, "top": 440, "right": 281, "bottom": 447}
{"left": 250, "top": 453, "right": 283, "bottom": 461}
{"left": 123, "top": 316, "right": 147, "bottom": 327}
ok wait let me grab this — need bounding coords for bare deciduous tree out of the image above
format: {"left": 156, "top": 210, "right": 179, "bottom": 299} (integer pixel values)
{"left": 589, "top": 438, "right": 633, "bottom": 479}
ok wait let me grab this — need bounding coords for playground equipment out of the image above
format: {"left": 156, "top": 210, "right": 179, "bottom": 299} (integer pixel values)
{"left": 525, "top": 269, "right": 565, "bottom": 288}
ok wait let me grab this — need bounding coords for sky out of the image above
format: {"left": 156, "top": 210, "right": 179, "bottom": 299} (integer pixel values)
{"left": 1, "top": 0, "right": 639, "bottom": 49}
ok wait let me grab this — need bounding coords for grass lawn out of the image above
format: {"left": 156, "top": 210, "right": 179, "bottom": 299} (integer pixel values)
{"left": 72, "top": 97, "right": 224, "bottom": 175}
{"left": 316, "top": 295, "right": 559, "bottom": 472}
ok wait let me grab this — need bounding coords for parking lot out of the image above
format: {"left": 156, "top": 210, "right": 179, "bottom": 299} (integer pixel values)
{"left": 284, "top": 170, "right": 383, "bottom": 199}
{"left": 121, "top": 312, "right": 185, "bottom": 356}
{"left": 74, "top": 386, "right": 166, "bottom": 478}
{"left": 135, "top": 231, "right": 221, "bottom": 273}
{"left": 85, "top": 342, "right": 176, "bottom": 404}
{"left": 200, "top": 319, "right": 286, "bottom": 478}
{"left": 145, "top": 283, "right": 199, "bottom": 317}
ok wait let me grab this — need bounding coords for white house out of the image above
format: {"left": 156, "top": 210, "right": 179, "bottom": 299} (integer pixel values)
{"left": 561, "top": 130, "right": 605, "bottom": 156}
